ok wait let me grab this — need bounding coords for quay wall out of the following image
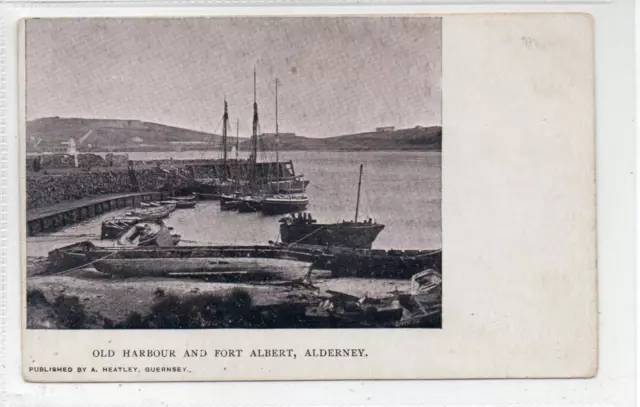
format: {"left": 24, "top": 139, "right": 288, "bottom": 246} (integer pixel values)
{"left": 26, "top": 167, "right": 185, "bottom": 210}
{"left": 26, "top": 153, "right": 130, "bottom": 171}
{"left": 26, "top": 160, "right": 295, "bottom": 210}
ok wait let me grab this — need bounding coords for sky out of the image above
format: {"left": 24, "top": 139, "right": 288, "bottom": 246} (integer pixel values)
{"left": 26, "top": 17, "right": 441, "bottom": 138}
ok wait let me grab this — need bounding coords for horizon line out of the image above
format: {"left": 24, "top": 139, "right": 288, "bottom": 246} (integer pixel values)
{"left": 25, "top": 115, "right": 443, "bottom": 139}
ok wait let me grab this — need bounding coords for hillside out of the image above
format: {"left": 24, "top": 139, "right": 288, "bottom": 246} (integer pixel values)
{"left": 242, "top": 126, "right": 442, "bottom": 152}
{"left": 26, "top": 117, "right": 442, "bottom": 152}
{"left": 26, "top": 117, "right": 223, "bottom": 152}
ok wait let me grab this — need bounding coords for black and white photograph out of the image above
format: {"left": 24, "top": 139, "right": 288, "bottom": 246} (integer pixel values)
{"left": 24, "top": 17, "right": 442, "bottom": 330}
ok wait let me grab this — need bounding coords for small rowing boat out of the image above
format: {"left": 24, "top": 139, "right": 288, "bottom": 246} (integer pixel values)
{"left": 160, "top": 200, "right": 196, "bottom": 209}
{"left": 125, "top": 202, "right": 175, "bottom": 220}
{"left": 117, "top": 221, "right": 175, "bottom": 247}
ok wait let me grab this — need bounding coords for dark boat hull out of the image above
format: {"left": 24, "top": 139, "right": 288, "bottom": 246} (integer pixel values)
{"left": 175, "top": 200, "right": 197, "bottom": 209}
{"left": 220, "top": 199, "right": 240, "bottom": 210}
{"left": 280, "top": 223, "right": 384, "bottom": 249}
{"left": 92, "top": 257, "right": 311, "bottom": 279}
{"left": 46, "top": 241, "right": 442, "bottom": 279}
{"left": 237, "top": 198, "right": 263, "bottom": 213}
{"left": 261, "top": 200, "right": 308, "bottom": 215}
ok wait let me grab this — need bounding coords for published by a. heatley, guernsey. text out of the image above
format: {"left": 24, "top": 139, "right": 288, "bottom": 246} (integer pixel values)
{"left": 27, "top": 348, "right": 370, "bottom": 375}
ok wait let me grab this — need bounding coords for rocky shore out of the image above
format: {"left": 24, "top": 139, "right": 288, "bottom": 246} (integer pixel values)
{"left": 26, "top": 257, "right": 432, "bottom": 329}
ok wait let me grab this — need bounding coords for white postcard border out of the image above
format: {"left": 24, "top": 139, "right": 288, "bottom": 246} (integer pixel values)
{"left": 2, "top": 2, "right": 636, "bottom": 406}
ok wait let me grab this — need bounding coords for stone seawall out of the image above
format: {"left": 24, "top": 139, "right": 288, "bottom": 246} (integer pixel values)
{"left": 26, "top": 160, "right": 296, "bottom": 210}
{"left": 26, "top": 167, "right": 193, "bottom": 210}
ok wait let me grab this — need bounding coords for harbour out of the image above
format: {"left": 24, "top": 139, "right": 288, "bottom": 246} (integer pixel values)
{"left": 25, "top": 34, "right": 441, "bottom": 330}
{"left": 27, "top": 149, "right": 442, "bottom": 329}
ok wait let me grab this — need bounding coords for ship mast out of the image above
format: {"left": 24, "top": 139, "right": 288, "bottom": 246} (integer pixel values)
{"left": 235, "top": 118, "right": 240, "bottom": 192}
{"left": 354, "top": 164, "right": 363, "bottom": 223}
{"left": 236, "top": 118, "right": 240, "bottom": 161}
{"left": 251, "top": 69, "right": 259, "bottom": 190}
{"left": 275, "top": 78, "right": 279, "bottom": 179}
{"left": 222, "top": 98, "right": 228, "bottom": 179}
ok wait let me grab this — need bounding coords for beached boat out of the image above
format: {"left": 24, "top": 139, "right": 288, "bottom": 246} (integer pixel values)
{"left": 46, "top": 241, "right": 315, "bottom": 279}
{"left": 47, "top": 241, "right": 441, "bottom": 279}
{"left": 261, "top": 195, "right": 309, "bottom": 215}
{"left": 125, "top": 202, "right": 175, "bottom": 220}
{"left": 117, "top": 221, "right": 175, "bottom": 247}
{"left": 279, "top": 165, "right": 384, "bottom": 249}
{"left": 92, "top": 257, "right": 312, "bottom": 279}
{"left": 101, "top": 217, "right": 141, "bottom": 240}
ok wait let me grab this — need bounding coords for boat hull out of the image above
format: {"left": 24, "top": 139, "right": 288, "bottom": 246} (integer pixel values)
{"left": 237, "top": 198, "right": 263, "bottom": 213}
{"left": 261, "top": 199, "right": 309, "bottom": 215}
{"left": 125, "top": 203, "right": 175, "bottom": 220}
{"left": 175, "top": 200, "right": 197, "bottom": 209}
{"left": 266, "top": 179, "right": 310, "bottom": 194}
{"left": 46, "top": 241, "right": 442, "bottom": 279}
{"left": 92, "top": 257, "right": 312, "bottom": 280}
{"left": 280, "top": 223, "right": 385, "bottom": 249}
{"left": 220, "top": 198, "right": 240, "bottom": 211}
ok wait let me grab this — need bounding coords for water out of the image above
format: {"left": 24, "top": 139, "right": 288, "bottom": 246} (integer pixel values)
{"left": 27, "top": 151, "right": 441, "bottom": 257}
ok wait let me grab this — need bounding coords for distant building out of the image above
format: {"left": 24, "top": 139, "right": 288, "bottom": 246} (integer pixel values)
{"left": 375, "top": 126, "right": 395, "bottom": 132}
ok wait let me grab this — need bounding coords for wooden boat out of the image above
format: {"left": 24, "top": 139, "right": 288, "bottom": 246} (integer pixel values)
{"left": 125, "top": 203, "right": 175, "bottom": 220}
{"left": 236, "top": 195, "right": 263, "bottom": 213}
{"left": 261, "top": 195, "right": 309, "bottom": 215}
{"left": 117, "top": 221, "right": 175, "bottom": 247}
{"left": 279, "top": 165, "right": 384, "bottom": 249}
{"left": 47, "top": 241, "right": 441, "bottom": 279}
{"left": 259, "top": 80, "right": 310, "bottom": 216}
{"left": 140, "top": 202, "right": 160, "bottom": 209}
{"left": 176, "top": 200, "right": 197, "bottom": 209}
{"left": 159, "top": 200, "right": 196, "bottom": 209}
{"left": 101, "top": 217, "right": 141, "bottom": 240}
{"left": 266, "top": 177, "right": 310, "bottom": 194}
{"left": 92, "top": 257, "right": 312, "bottom": 279}
{"left": 194, "top": 192, "right": 220, "bottom": 200}
{"left": 171, "top": 194, "right": 197, "bottom": 202}
{"left": 280, "top": 215, "right": 384, "bottom": 249}
{"left": 220, "top": 193, "right": 241, "bottom": 210}
{"left": 236, "top": 71, "right": 268, "bottom": 214}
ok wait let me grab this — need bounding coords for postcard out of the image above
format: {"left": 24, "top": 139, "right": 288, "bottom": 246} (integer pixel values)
{"left": 21, "top": 13, "right": 597, "bottom": 381}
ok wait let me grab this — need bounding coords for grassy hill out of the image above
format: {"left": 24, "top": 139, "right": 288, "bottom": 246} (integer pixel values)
{"left": 26, "top": 117, "right": 223, "bottom": 152}
{"left": 243, "top": 126, "right": 442, "bottom": 152}
{"left": 26, "top": 117, "right": 442, "bottom": 152}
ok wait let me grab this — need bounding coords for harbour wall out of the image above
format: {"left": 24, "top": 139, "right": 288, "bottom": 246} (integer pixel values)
{"left": 26, "top": 159, "right": 296, "bottom": 210}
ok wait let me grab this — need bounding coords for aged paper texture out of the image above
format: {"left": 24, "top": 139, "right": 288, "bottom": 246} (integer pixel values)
{"left": 21, "top": 13, "right": 596, "bottom": 381}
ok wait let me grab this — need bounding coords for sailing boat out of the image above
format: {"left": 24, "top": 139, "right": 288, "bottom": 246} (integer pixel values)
{"left": 278, "top": 164, "right": 384, "bottom": 249}
{"left": 237, "top": 69, "right": 266, "bottom": 213}
{"left": 193, "top": 100, "right": 235, "bottom": 200}
{"left": 220, "top": 118, "right": 242, "bottom": 211}
{"left": 260, "top": 78, "right": 309, "bottom": 215}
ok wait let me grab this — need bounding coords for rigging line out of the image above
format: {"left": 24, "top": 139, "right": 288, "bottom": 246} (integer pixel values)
{"left": 285, "top": 224, "right": 329, "bottom": 248}
{"left": 200, "top": 116, "right": 225, "bottom": 160}
{"left": 56, "top": 250, "right": 120, "bottom": 275}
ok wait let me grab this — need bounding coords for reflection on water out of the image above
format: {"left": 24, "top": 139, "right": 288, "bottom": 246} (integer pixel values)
{"left": 27, "top": 151, "right": 441, "bottom": 257}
